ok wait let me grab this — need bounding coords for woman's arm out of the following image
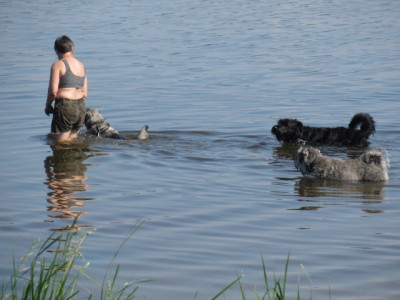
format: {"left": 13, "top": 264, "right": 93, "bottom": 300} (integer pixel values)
{"left": 82, "top": 74, "right": 88, "bottom": 100}
{"left": 45, "top": 62, "right": 60, "bottom": 115}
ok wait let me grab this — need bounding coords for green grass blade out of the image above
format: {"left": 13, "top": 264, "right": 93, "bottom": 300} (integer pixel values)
{"left": 211, "top": 275, "right": 243, "bottom": 300}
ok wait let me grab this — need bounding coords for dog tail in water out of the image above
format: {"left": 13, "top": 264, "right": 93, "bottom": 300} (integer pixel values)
{"left": 137, "top": 125, "right": 149, "bottom": 140}
{"left": 348, "top": 113, "right": 376, "bottom": 135}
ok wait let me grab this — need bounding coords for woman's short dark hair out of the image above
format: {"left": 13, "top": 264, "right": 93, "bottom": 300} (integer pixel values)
{"left": 54, "top": 35, "right": 74, "bottom": 54}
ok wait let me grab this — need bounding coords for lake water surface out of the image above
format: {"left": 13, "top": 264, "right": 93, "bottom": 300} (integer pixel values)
{"left": 1, "top": 0, "right": 399, "bottom": 299}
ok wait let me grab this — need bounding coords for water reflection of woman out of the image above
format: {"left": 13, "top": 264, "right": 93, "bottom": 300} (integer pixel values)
{"left": 44, "top": 143, "right": 92, "bottom": 231}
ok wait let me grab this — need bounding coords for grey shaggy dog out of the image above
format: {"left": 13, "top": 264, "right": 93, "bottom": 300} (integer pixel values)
{"left": 295, "top": 146, "right": 389, "bottom": 182}
{"left": 85, "top": 108, "right": 149, "bottom": 140}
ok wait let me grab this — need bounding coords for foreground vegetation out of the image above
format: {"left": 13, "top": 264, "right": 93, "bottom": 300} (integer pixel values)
{"left": 210, "top": 254, "right": 304, "bottom": 300}
{"left": 1, "top": 222, "right": 311, "bottom": 300}
{"left": 0, "top": 221, "right": 146, "bottom": 300}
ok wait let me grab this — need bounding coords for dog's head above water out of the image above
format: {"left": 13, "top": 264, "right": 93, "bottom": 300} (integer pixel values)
{"left": 271, "top": 118, "right": 304, "bottom": 143}
{"left": 294, "top": 146, "right": 320, "bottom": 173}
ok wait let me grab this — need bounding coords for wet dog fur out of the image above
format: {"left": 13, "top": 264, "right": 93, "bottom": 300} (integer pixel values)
{"left": 295, "top": 146, "right": 389, "bottom": 182}
{"left": 84, "top": 108, "right": 148, "bottom": 140}
{"left": 271, "top": 113, "right": 375, "bottom": 146}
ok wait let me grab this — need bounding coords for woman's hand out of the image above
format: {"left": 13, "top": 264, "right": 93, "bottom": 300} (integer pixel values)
{"left": 45, "top": 104, "right": 54, "bottom": 116}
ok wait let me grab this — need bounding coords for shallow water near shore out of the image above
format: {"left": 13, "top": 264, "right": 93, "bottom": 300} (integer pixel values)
{"left": 1, "top": 0, "right": 400, "bottom": 299}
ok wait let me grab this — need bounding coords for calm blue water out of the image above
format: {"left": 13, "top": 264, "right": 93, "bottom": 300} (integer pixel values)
{"left": 1, "top": 0, "right": 399, "bottom": 299}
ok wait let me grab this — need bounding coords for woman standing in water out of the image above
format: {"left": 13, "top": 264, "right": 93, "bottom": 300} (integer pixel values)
{"left": 45, "top": 35, "right": 87, "bottom": 142}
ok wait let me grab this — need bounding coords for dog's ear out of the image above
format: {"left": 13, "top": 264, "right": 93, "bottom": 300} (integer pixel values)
{"left": 293, "top": 120, "right": 303, "bottom": 129}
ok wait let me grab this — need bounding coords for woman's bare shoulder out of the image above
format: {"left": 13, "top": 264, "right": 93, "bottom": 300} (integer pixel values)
{"left": 51, "top": 59, "right": 64, "bottom": 71}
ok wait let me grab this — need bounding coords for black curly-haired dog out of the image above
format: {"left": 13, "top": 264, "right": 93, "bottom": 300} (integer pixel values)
{"left": 271, "top": 113, "right": 375, "bottom": 147}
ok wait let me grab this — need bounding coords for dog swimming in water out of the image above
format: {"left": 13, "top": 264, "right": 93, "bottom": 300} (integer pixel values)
{"left": 84, "top": 108, "right": 148, "bottom": 140}
{"left": 271, "top": 113, "right": 375, "bottom": 147}
{"left": 294, "top": 146, "right": 389, "bottom": 182}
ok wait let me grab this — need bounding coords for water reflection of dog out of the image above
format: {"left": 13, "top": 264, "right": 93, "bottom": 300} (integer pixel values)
{"left": 295, "top": 177, "right": 385, "bottom": 202}
{"left": 44, "top": 143, "right": 94, "bottom": 231}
